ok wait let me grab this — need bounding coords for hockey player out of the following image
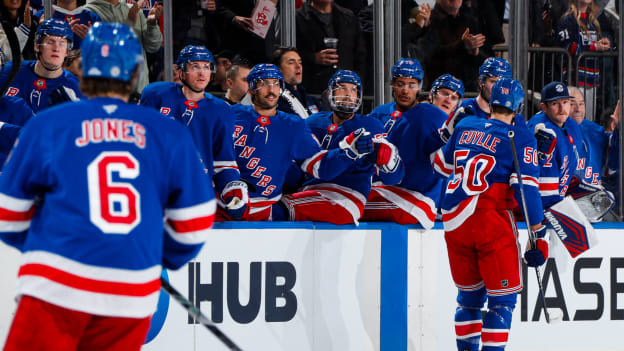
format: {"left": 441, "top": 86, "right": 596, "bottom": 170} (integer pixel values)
{"left": 0, "top": 22, "right": 216, "bottom": 351}
{"left": 460, "top": 57, "right": 513, "bottom": 119}
{"left": 368, "top": 58, "right": 424, "bottom": 134}
{"left": 33, "top": 0, "right": 102, "bottom": 50}
{"left": 226, "top": 64, "right": 374, "bottom": 221}
{"left": 361, "top": 71, "right": 449, "bottom": 227}
{"left": 140, "top": 45, "right": 246, "bottom": 219}
{"left": 432, "top": 78, "right": 547, "bottom": 351}
{"left": 275, "top": 70, "right": 404, "bottom": 224}
{"left": 527, "top": 81, "right": 583, "bottom": 208}
{"left": 141, "top": 45, "right": 214, "bottom": 109}
{"left": 0, "top": 48, "right": 35, "bottom": 168}
{"left": 0, "top": 18, "right": 83, "bottom": 113}
{"left": 429, "top": 73, "right": 465, "bottom": 116}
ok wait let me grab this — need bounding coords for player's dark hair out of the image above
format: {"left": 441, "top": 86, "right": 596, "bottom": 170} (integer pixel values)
{"left": 271, "top": 46, "right": 299, "bottom": 67}
{"left": 80, "top": 74, "right": 136, "bottom": 97}
{"left": 491, "top": 105, "right": 515, "bottom": 116}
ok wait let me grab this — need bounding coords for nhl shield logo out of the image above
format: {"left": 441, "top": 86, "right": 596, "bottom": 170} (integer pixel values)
{"left": 160, "top": 107, "right": 171, "bottom": 115}
{"left": 184, "top": 100, "right": 198, "bottom": 109}
{"left": 326, "top": 124, "right": 338, "bottom": 134}
{"left": 33, "top": 79, "right": 47, "bottom": 91}
{"left": 501, "top": 280, "right": 508, "bottom": 288}
{"left": 257, "top": 115, "right": 271, "bottom": 127}
{"left": 391, "top": 110, "right": 402, "bottom": 119}
{"left": 65, "top": 15, "right": 75, "bottom": 23}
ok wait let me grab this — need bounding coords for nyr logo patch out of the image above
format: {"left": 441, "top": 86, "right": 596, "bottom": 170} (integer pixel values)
{"left": 160, "top": 107, "right": 171, "bottom": 115}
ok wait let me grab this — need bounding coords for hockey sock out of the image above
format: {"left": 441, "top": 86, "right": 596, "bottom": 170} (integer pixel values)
{"left": 481, "top": 293, "right": 516, "bottom": 351}
{"left": 455, "top": 287, "right": 486, "bottom": 351}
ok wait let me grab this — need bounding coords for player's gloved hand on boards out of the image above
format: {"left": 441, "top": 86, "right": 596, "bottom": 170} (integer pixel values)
{"left": 534, "top": 123, "right": 557, "bottom": 160}
{"left": 48, "top": 86, "right": 80, "bottom": 106}
{"left": 339, "top": 128, "right": 374, "bottom": 160}
{"left": 369, "top": 136, "right": 401, "bottom": 173}
{"left": 439, "top": 105, "right": 474, "bottom": 143}
{"left": 524, "top": 226, "right": 549, "bottom": 267}
{"left": 221, "top": 180, "right": 249, "bottom": 219}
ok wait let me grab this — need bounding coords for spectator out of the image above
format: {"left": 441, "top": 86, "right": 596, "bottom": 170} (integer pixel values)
{"left": 557, "top": 0, "right": 611, "bottom": 120}
{"left": 275, "top": 70, "right": 403, "bottom": 224}
{"left": 569, "top": 86, "right": 609, "bottom": 184}
{"left": 296, "top": 0, "right": 367, "bottom": 94}
{"left": 462, "top": 0, "right": 505, "bottom": 58}
{"left": 225, "top": 64, "right": 363, "bottom": 221}
{"left": 429, "top": 73, "right": 465, "bottom": 116}
{"left": 224, "top": 62, "right": 251, "bottom": 105}
{"left": 0, "top": 0, "right": 36, "bottom": 60}
{"left": 334, "top": 0, "right": 367, "bottom": 16}
{"left": 216, "top": 0, "right": 277, "bottom": 65}
{"left": 34, "top": 0, "right": 101, "bottom": 50}
{"left": 414, "top": 0, "right": 486, "bottom": 91}
{"left": 272, "top": 46, "right": 322, "bottom": 118}
{"left": 84, "top": 0, "right": 163, "bottom": 93}
{"left": 0, "top": 19, "right": 83, "bottom": 113}
{"left": 361, "top": 59, "right": 448, "bottom": 227}
{"left": 207, "top": 49, "right": 233, "bottom": 93}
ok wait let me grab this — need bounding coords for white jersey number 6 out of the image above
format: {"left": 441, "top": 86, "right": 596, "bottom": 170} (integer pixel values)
{"left": 87, "top": 151, "right": 141, "bottom": 234}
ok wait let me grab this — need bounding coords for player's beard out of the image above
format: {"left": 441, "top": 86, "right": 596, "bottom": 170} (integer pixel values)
{"left": 255, "top": 92, "right": 279, "bottom": 110}
{"left": 479, "top": 83, "right": 491, "bottom": 103}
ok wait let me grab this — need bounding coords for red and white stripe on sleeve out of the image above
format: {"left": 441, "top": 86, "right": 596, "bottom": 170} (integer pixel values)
{"left": 538, "top": 176, "right": 560, "bottom": 197}
{"left": 164, "top": 199, "right": 216, "bottom": 245}
{"left": 300, "top": 150, "right": 328, "bottom": 179}
{"left": 213, "top": 161, "right": 239, "bottom": 174}
{"left": 431, "top": 149, "right": 453, "bottom": 177}
{"left": 0, "top": 193, "right": 35, "bottom": 233}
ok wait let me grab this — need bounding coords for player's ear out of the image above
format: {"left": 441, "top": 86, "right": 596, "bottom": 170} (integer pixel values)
{"left": 540, "top": 102, "right": 547, "bottom": 113}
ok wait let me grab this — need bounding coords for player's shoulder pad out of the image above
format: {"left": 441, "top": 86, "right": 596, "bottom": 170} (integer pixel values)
{"left": 369, "top": 101, "right": 395, "bottom": 115}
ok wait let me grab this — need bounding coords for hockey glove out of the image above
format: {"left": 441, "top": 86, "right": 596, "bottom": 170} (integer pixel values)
{"left": 339, "top": 128, "right": 374, "bottom": 160}
{"left": 439, "top": 106, "right": 473, "bottom": 143}
{"left": 48, "top": 86, "right": 81, "bottom": 106}
{"left": 371, "top": 137, "right": 401, "bottom": 173}
{"left": 534, "top": 123, "right": 557, "bottom": 160}
{"left": 524, "top": 226, "right": 549, "bottom": 267}
{"left": 221, "top": 180, "right": 249, "bottom": 220}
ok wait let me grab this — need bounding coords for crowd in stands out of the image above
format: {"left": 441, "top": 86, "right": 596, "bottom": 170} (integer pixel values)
{"left": 0, "top": 0, "right": 621, "bottom": 222}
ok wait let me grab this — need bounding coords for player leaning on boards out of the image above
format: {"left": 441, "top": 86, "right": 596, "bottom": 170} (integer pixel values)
{"left": 432, "top": 78, "right": 548, "bottom": 351}
{"left": 224, "top": 64, "right": 374, "bottom": 221}
{"left": 0, "top": 22, "right": 216, "bottom": 350}
{"left": 274, "top": 70, "right": 403, "bottom": 224}
{"left": 361, "top": 58, "right": 448, "bottom": 227}
{"left": 140, "top": 45, "right": 247, "bottom": 220}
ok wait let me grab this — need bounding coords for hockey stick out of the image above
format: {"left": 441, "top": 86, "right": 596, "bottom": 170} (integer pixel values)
{"left": 160, "top": 277, "right": 244, "bottom": 351}
{"left": 508, "top": 130, "right": 563, "bottom": 324}
{"left": 0, "top": 11, "right": 22, "bottom": 96}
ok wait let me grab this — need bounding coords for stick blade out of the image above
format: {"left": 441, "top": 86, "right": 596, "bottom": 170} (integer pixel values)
{"left": 546, "top": 308, "right": 564, "bottom": 324}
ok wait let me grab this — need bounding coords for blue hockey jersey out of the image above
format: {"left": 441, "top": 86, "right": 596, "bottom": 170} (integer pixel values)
{"left": 34, "top": 6, "right": 102, "bottom": 49}
{"left": 304, "top": 111, "right": 403, "bottom": 199}
{"left": 557, "top": 13, "right": 602, "bottom": 87}
{"left": 0, "top": 96, "right": 34, "bottom": 168}
{"left": 368, "top": 101, "right": 403, "bottom": 135}
{"left": 139, "top": 81, "right": 239, "bottom": 195}
{"left": 577, "top": 119, "right": 609, "bottom": 184}
{"left": 0, "top": 97, "right": 216, "bottom": 318}
{"left": 231, "top": 104, "right": 357, "bottom": 213}
{"left": 433, "top": 116, "right": 544, "bottom": 230}
{"left": 527, "top": 112, "right": 580, "bottom": 208}
{"left": 0, "top": 61, "right": 83, "bottom": 113}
